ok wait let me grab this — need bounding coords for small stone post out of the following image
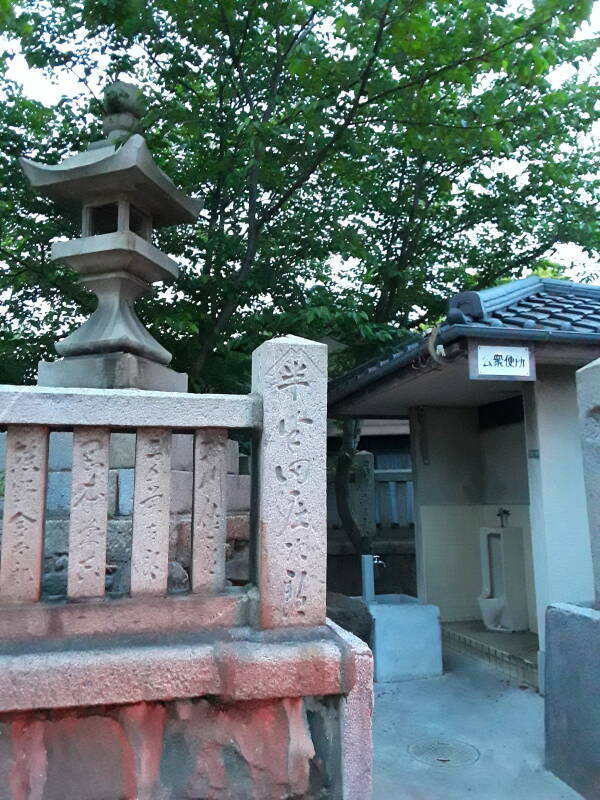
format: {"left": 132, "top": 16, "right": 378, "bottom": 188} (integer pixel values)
{"left": 251, "top": 335, "right": 328, "bottom": 628}
{"left": 351, "top": 450, "right": 376, "bottom": 540}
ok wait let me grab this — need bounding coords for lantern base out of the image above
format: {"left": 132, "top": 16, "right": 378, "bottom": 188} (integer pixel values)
{"left": 37, "top": 352, "right": 188, "bottom": 393}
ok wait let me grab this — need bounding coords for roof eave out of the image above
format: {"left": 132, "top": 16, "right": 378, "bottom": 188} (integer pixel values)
{"left": 328, "top": 323, "right": 600, "bottom": 410}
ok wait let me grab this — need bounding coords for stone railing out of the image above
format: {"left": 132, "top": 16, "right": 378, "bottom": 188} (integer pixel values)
{"left": 0, "top": 335, "right": 327, "bottom": 641}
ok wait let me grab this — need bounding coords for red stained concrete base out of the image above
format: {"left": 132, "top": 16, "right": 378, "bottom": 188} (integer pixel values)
{"left": 2, "top": 696, "right": 335, "bottom": 800}
{"left": 0, "top": 621, "right": 373, "bottom": 800}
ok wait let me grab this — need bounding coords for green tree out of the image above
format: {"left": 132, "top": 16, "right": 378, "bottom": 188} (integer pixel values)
{"left": 1, "top": 0, "right": 598, "bottom": 391}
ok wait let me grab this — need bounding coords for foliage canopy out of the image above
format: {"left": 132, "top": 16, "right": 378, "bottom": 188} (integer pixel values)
{"left": 1, "top": 0, "right": 599, "bottom": 389}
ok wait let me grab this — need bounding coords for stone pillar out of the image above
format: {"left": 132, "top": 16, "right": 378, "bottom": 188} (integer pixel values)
{"left": 351, "top": 451, "right": 375, "bottom": 540}
{"left": 576, "top": 357, "right": 600, "bottom": 603}
{"left": 251, "top": 335, "right": 328, "bottom": 628}
{"left": 522, "top": 366, "right": 594, "bottom": 667}
{"left": 545, "top": 358, "right": 600, "bottom": 798}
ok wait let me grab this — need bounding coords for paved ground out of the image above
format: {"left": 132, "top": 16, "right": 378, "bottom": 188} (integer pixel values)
{"left": 373, "top": 651, "right": 581, "bottom": 800}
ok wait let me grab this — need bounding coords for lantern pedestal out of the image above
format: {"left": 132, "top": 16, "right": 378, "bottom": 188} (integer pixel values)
{"left": 37, "top": 352, "right": 188, "bottom": 392}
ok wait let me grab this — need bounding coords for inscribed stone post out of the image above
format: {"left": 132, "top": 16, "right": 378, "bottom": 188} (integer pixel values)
{"left": 0, "top": 426, "right": 49, "bottom": 602}
{"left": 251, "top": 335, "right": 328, "bottom": 628}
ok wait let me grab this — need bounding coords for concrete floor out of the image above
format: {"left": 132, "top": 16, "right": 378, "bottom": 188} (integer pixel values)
{"left": 373, "top": 651, "right": 581, "bottom": 800}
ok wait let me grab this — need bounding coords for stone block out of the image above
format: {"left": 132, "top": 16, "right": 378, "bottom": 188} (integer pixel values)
{"left": 171, "top": 469, "right": 193, "bottom": 514}
{"left": 330, "top": 620, "right": 374, "bottom": 800}
{"left": 368, "top": 594, "right": 442, "bottom": 682}
{"left": 226, "top": 514, "right": 250, "bottom": 542}
{"left": 0, "top": 431, "right": 4, "bottom": 469}
{"left": 226, "top": 546, "right": 250, "bottom": 583}
{"left": 46, "top": 471, "right": 72, "bottom": 515}
{"left": 350, "top": 451, "right": 376, "bottom": 539}
{"left": 0, "top": 384, "right": 260, "bottom": 430}
{"left": 115, "top": 468, "right": 135, "bottom": 515}
{"left": 327, "top": 592, "right": 372, "bottom": 645}
{"left": 172, "top": 433, "right": 193, "bottom": 470}
{"left": 48, "top": 432, "right": 73, "bottom": 470}
{"left": 108, "top": 432, "right": 136, "bottom": 468}
{"left": 227, "top": 474, "right": 251, "bottom": 512}
{"left": 226, "top": 438, "right": 239, "bottom": 473}
{"left": 546, "top": 602, "right": 600, "bottom": 799}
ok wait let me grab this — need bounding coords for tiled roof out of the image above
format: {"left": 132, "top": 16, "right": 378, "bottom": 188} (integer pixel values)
{"left": 329, "top": 277, "right": 600, "bottom": 407}
{"left": 446, "top": 276, "right": 600, "bottom": 334}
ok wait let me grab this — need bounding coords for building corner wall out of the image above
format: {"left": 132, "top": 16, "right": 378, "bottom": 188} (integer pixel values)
{"left": 523, "top": 367, "right": 594, "bottom": 657}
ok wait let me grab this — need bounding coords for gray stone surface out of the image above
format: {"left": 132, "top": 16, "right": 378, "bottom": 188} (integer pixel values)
{"left": 38, "top": 352, "right": 188, "bottom": 392}
{"left": 252, "top": 335, "right": 328, "bottom": 628}
{"left": 0, "top": 625, "right": 354, "bottom": 711}
{"left": 20, "top": 133, "right": 202, "bottom": 228}
{"left": 546, "top": 602, "right": 600, "bottom": 799}
{"left": 191, "top": 429, "right": 227, "bottom": 593}
{"left": 52, "top": 259, "right": 175, "bottom": 364}
{"left": 577, "top": 356, "right": 600, "bottom": 603}
{"left": 0, "top": 385, "right": 260, "bottom": 429}
{"left": 369, "top": 594, "right": 442, "bottom": 682}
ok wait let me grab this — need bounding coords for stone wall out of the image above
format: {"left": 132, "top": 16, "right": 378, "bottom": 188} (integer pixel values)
{"left": 0, "top": 695, "right": 340, "bottom": 800}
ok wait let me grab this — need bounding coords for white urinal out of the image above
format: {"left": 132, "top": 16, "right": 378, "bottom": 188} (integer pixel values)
{"left": 478, "top": 527, "right": 529, "bottom": 632}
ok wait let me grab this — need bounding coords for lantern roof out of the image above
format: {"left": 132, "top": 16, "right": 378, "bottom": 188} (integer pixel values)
{"left": 20, "top": 134, "right": 202, "bottom": 227}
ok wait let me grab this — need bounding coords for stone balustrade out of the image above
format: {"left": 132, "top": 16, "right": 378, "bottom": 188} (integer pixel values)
{"left": 0, "top": 337, "right": 372, "bottom": 799}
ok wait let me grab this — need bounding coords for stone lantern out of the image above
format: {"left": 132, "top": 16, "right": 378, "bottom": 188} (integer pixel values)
{"left": 20, "top": 81, "right": 201, "bottom": 392}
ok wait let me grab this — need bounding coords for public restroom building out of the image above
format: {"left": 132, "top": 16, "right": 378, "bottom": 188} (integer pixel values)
{"left": 329, "top": 277, "right": 600, "bottom": 688}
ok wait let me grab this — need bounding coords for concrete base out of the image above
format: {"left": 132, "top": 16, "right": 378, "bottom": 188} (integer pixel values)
{"left": 38, "top": 351, "right": 188, "bottom": 392}
{"left": 368, "top": 594, "right": 442, "bottom": 682}
{"left": 0, "top": 695, "right": 341, "bottom": 800}
{"left": 546, "top": 602, "right": 600, "bottom": 799}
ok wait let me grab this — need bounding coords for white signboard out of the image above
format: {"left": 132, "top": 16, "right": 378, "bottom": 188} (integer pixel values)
{"left": 469, "top": 342, "right": 535, "bottom": 381}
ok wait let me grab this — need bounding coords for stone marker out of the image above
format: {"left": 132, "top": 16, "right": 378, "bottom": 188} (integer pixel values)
{"left": 252, "top": 335, "right": 328, "bottom": 628}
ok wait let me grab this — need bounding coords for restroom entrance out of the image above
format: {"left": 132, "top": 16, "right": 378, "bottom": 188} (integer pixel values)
{"left": 409, "top": 394, "right": 540, "bottom": 686}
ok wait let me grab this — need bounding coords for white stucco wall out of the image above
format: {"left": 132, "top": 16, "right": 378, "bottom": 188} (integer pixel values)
{"left": 523, "top": 366, "right": 595, "bottom": 652}
{"left": 411, "top": 408, "right": 537, "bottom": 630}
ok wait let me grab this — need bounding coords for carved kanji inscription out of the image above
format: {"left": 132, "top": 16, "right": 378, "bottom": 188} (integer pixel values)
{"left": 68, "top": 427, "right": 110, "bottom": 599}
{"left": 130, "top": 428, "right": 172, "bottom": 596}
{"left": 0, "top": 425, "right": 49, "bottom": 603}
{"left": 191, "top": 428, "right": 227, "bottom": 594}
{"left": 252, "top": 337, "right": 327, "bottom": 628}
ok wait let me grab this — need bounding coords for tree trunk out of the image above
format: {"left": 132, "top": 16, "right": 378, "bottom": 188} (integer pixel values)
{"left": 334, "top": 418, "right": 372, "bottom": 555}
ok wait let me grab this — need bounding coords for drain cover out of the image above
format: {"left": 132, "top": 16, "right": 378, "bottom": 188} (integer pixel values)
{"left": 408, "top": 738, "right": 480, "bottom": 767}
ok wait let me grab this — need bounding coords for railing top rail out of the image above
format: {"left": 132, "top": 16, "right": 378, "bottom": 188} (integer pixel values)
{"left": 0, "top": 385, "right": 262, "bottom": 430}
{"left": 374, "top": 468, "right": 413, "bottom": 482}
